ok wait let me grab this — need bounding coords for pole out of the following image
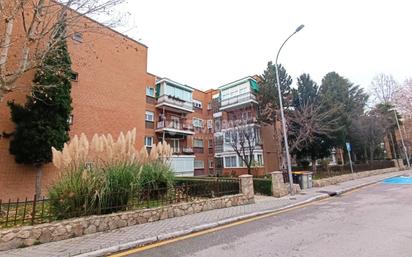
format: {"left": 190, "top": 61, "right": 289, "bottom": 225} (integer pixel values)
{"left": 346, "top": 143, "right": 354, "bottom": 174}
{"left": 275, "top": 25, "right": 304, "bottom": 195}
{"left": 394, "top": 110, "right": 411, "bottom": 168}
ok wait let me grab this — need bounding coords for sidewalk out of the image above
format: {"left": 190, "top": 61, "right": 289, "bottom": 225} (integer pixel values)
{"left": 1, "top": 170, "right": 408, "bottom": 257}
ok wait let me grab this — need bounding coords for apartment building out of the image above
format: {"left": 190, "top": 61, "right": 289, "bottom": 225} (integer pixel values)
{"left": 0, "top": 5, "right": 281, "bottom": 200}
{"left": 144, "top": 78, "right": 215, "bottom": 176}
{"left": 212, "top": 77, "right": 281, "bottom": 176}
{"left": 0, "top": 10, "right": 157, "bottom": 200}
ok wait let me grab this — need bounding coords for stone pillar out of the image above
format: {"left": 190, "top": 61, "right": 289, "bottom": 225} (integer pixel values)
{"left": 239, "top": 174, "right": 254, "bottom": 200}
{"left": 393, "top": 159, "right": 399, "bottom": 169}
{"left": 271, "top": 171, "right": 289, "bottom": 198}
{"left": 398, "top": 159, "right": 406, "bottom": 170}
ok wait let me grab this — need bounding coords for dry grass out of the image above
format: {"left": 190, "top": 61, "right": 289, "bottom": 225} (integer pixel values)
{"left": 52, "top": 128, "right": 172, "bottom": 171}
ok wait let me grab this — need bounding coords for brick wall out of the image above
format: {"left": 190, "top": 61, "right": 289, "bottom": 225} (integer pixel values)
{"left": 0, "top": 12, "right": 153, "bottom": 201}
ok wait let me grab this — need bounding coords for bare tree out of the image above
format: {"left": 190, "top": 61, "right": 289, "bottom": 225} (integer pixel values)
{"left": 286, "top": 102, "right": 340, "bottom": 154}
{"left": 0, "top": 0, "right": 125, "bottom": 99}
{"left": 228, "top": 114, "right": 259, "bottom": 175}
{"left": 393, "top": 78, "right": 412, "bottom": 117}
{"left": 370, "top": 73, "right": 400, "bottom": 105}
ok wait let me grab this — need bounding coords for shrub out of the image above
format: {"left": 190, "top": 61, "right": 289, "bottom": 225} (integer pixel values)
{"left": 49, "top": 130, "right": 175, "bottom": 219}
{"left": 253, "top": 178, "right": 272, "bottom": 196}
{"left": 100, "top": 163, "right": 140, "bottom": 213}
{"left": 48, "top": 167, "right": 104, "bottom": 219}
{"left": 134, "top": 161, "right": 175, "bottom": 193}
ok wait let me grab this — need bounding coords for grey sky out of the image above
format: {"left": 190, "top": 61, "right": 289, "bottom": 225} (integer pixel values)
{"left": 118, "top": 0, "right": 412, "bottom": 91}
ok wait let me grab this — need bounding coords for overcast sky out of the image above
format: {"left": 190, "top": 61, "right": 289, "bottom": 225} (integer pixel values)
{"left": 117, "top": 0, "right": 412, "bottom": 91}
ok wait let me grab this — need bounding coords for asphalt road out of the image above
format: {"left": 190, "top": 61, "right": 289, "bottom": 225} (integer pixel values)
{"left": 116, "top": 183, "right": 412, "bottom": 257}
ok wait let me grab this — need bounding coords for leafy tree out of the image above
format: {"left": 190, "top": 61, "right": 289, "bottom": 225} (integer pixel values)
{"left": 289, "top": 74, "right": 339, "bottom": 171}
{"left": 257, "top": 62, "right": 292, "bottom": 124}
{"left": 374, "top": 103, "right": 402, "bottom": 159}
{"left": 319, "top": 72, "right": 368, "bottom": 149}
{"left": 8, "top": 22, "right": 73, "bottom": 198}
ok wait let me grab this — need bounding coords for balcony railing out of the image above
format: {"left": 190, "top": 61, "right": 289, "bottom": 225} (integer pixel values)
{"left": 170, "top": 147, "right": 194, "bottom": 155}
{"left": 156, "top": 120, "right": 194, "bottom": 132}
{"left": 157, "top": 95, "right": 193, "bottom": 112}
{"left": 220, "top": 92, "right": 257, "bottom": 109}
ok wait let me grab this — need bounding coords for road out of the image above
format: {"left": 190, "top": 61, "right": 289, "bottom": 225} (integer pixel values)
{"left": 112, "top": 183, "right": 412, "bottom": 257}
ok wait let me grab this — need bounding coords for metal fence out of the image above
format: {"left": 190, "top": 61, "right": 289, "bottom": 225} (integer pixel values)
{"left": 285, "top": 160, "right": 395, "bottom": 181}
{"left": 0, "top": 178, "right": 240, "bottom": 229}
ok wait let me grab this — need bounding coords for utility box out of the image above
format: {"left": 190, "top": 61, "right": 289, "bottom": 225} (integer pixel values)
{"left": 292, "top": 171, "right": 313, "bottom": 189}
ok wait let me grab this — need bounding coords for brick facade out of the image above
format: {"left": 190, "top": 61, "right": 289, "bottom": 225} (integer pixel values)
{"left": 0, "top": 7, "right": 281, "bottom": 201}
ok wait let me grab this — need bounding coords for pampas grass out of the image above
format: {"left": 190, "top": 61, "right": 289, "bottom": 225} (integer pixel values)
{"left": 52, "top": 128, "right": 172, "bottom": 171}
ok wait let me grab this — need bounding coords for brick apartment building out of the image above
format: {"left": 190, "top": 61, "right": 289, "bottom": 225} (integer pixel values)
{"left": 0, "top": 7, "right": 281, "bottom": 200}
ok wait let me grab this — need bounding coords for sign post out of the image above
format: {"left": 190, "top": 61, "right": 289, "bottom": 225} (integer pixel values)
{"left": 346, "top": 142, "right": 354, "bottom": 174}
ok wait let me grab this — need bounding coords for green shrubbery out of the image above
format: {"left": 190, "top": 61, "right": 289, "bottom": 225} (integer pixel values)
{"left": 48, "top": 162, "right": 175, "bottom": 219}
{"left": 253, "top": 178, "right": 272, "bottom": 196}
{"left": 48, "top": 130, "right": 175, "bottom": 219}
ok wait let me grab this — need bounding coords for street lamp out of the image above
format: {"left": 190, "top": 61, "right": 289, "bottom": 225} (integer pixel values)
{"left": 393, "top": 110, "right": 411, "bottom": 168}
{"left": 275, "top": 24, "right": 304, "bottom": 195}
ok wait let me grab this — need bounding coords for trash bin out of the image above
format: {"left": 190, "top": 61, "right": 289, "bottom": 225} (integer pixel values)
{"left": 292, "top": 171, "right": 313, "bottom": 189}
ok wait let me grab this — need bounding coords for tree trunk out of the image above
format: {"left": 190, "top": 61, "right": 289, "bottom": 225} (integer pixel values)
{"left": 34, "top": 165, "right": 43, "bottom": 199}
{"left": 369, "top": 146, "right": 374, "bottom": 163}
{"left": 311, "top": 159, "right": 317, "bottom": 173}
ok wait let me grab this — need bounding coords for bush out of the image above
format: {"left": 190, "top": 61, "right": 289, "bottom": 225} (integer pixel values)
{"left": 48, "top": 162, "right": 175, "bottom": 219}
{"left": 100, "top": 163, "right": 140, "bottom": 213}
{"left": 253, "top": 178, "right": 272, "bottom": 196}
{"left": 134, "top": 161, "right": 175, "bottom": 191}
{"left": 48, "top": 167, "right": 104, "bottom": 219}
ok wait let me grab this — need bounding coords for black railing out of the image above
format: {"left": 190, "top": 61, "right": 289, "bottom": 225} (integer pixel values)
{"left": 0, "top": 179, "right": 240, "bottom": 229}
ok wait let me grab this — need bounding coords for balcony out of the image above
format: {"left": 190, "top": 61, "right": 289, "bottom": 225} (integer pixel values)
{"left": 220, "top": 92, "right": 258, "bottom": 111}
{"left": 156, "top": 95, "right": 194, "bottom": 113}
{"left": 170, "top": 147, "right": 195, "bottom": 155}
{"left": 155, "top": 120, "right": 195, "bottom": 136}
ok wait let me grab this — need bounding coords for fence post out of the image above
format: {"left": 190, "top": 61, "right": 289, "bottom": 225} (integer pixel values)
{"left": 271, "top": 171, "right": 289, "bottom": 198}
{"left": 239, "top": 175, "right": 254, "bottom": 200}
{"left": 31, "top": 194, "right": 37, "bottom": 226}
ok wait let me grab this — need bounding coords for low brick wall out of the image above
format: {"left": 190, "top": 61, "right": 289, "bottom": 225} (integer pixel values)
{"left": 312, "top": 167, "right": 399, "bottom": 187}
{"left": 0, "top": 194, "right": 253, "bottom": 251}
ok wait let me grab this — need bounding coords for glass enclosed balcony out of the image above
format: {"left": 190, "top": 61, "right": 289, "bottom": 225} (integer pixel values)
{"left": 155, "top": 78, "right": 194, "bottom": 113}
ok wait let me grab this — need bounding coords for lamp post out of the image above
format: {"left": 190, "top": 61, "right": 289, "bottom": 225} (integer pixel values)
{"left": 393, "top": 110, "right": 411, "bottom": 168}
{"left": 275, "top": 24, "right": 304, "bottom": 194}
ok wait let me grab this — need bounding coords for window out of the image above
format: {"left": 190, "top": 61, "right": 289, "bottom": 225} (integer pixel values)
{"left": 208, "top": 139, "right": 213, "bottom": 148}
{"left": 224, "top": 156, "right": 237, "bottom": 168}
{"left": 194, "top": 160, "right": 205, "bottom": 169}
{"left": 207, "top": 120, "right": 213, "bottom": 129}
{"left": 209, "top": 160, "right": 214, "bottom": 169}
{"left": 257, "top": 154, "right": 264, "bottom": 166}
{"left": 70, "top": 72, "right": 78, "bottom": 81}
{"left": 193, "top": 100, "right": 202, "bottom": 109}
{"left": 193, "top": 118, "right": 203, "bottom": 128}
{"left": 214, "top": 118, "right": 221, "bottom": 132}
{"left": 146, "top": 86, "right": 155, "bottom": 97}
{"left": 72, "top": 32, "right": 83, "bottom": 42}
{"left": 165, "top": 83, "right": 192, "bottom": 102}
{"left": 193, "top": 139, "right": 204, "bottom": 148}
{"left": 207, "top": 102, "right": 212, "bottom": 110}
{"left": 145, "top": 111, "right": 154, "bottom": 122}
{"left": 224, "top": 131, "right": 231, "bottom": 143}
{"left": 170, "top": 139, "right": 180, "bottom": 153}
{"left": 144, "top": 136, "right": 153, "bottom": 147}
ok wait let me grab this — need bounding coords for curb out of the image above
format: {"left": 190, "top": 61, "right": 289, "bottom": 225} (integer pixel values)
{"left": 74, "top": 194, "right": 329, "bottom": 257}
{"left": 75, "top": 171, "right": 407, "bottom": 257}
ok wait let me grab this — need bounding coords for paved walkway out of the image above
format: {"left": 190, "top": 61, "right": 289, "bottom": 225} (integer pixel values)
{"left": 0, "top": 170, "right": 408, "bottom": 257}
